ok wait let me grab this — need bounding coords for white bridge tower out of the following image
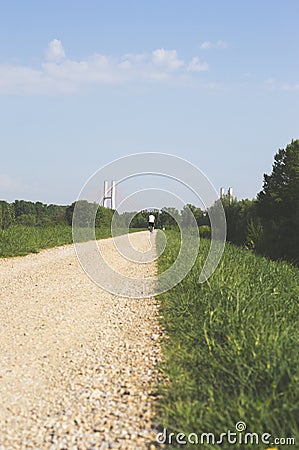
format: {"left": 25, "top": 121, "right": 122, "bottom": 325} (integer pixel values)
{"left": 103, "top": 180, "right": 116, "bottom": 209}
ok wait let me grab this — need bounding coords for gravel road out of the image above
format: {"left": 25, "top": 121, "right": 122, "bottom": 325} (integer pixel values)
{"left": 0, "top": 231, "right": 161, "bottom": 450}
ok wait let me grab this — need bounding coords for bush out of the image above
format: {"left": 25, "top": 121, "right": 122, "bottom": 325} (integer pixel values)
{"left": 257, "top": 139, "right": 299, "bottom": 264}
{"left": 199, "top": 225, "right": 211, "bottom": 239}
{"left": 16, "top": 214, "right": 36, "bottom": 226}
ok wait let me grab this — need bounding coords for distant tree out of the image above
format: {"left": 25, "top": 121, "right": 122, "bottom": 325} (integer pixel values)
{"left": 65, "top": 204, "right": 74, "bottom": 226}
{"left": 13, "top": 200, "right": 35, "bottom": 217}
{"left": 246, "top": 218, "right": 263, "bottom": 251}
{"left": 181, "top": 204, "right": 195, "bottom": 228}
{"left": 225, "top": 199, "right": 258, "bottom": 245}
{"left": 16, "top": 214, "right": 36, "bottom": 226}
{"left": 199, "top": 225, "right": 211, "bottom": 238}
{"left": 130, "top": 211, "right": 148, "bottom": 228}
{"left": 12, "top": 200, "right": 65, "bottom": 226}
{"left": 35, "top": 201, "right": 45, "bottom": 218}
{"left": 46, "top": 204, "right": 68, "bottom": 225}
{"left": 117, "top": 211, "right": 135, "bottom": 228}
{"left": 257, "top": 139, "right": 299, "bottom": 263}
{"left": 0, "top": 201, "right": 15, "bottom": 229}
{"left": 181, "top": 204, "right": 205, "bottom": 227}
{"left": 158, "top": 207, "right": 179, "bottom": 229}
{"left": 67, "top": 201, "right": 97, "bottom": 228}
{"left": 95, "top": 205, "right": 114, "bottom": 228}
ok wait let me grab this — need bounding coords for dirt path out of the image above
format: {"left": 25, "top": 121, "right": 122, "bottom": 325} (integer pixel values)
{"left": 0, "top": 231, "right": 161, "bottom": 450}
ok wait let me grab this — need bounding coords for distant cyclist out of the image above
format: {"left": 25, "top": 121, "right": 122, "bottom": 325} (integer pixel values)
{"left": 148, "top": 214, "right": 156, "bottom": 232}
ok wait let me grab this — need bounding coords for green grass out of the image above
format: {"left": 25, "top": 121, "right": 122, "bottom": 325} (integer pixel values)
{"left": 156, "top": 230, "right": 299, "bottom": 449}
{"left": 0, "top": 225, "right": 143, "bottom": 257}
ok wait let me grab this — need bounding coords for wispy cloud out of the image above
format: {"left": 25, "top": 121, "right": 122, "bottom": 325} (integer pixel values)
{"left": 0, "top": 39, "right": 210, "bottom": 94}
{"left": 200, "top": 40, "right": 227, "bottom": 49}
{"left": 265, "top": 78, "right": 299, "bottom": 91}
{"left": 187, "top": 57, "right": 209, "bottom": 72}
{"left": 281, "top": 83, "right": 299, "bottom": 91}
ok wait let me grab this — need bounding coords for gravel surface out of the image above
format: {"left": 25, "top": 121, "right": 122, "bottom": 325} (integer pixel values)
{"left": 0, "top": 231, "right": 162, "bottom": 449}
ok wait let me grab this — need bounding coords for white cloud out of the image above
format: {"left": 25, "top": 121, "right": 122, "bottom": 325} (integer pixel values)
{"left": 0, "top": 63, "right": 76, "bottom": 94}
{"left": 187, "top": 57, "right": 209, "bottom": 72}
{"left": 200, "top": 41, "right": 213, "bottom": 49}
{"left": 45, "top": 39, "right": 66, "bottom": 62}
{"left": 265, "top": 79, "right": 299, "bottom": 91}
{"left": 200, "top": 40, "right": 227, "bottom": 49}
{"left": 152, "top": 48, "right": 184, "bottom": 71}
{"left": 0, "top": 65, "right": 43, "bottom": 94}
{"left": 0, "top": 40, "right": 213, "bottom": 94}
{"left": 282, "top": 83, "right": 299, "bottom": 91}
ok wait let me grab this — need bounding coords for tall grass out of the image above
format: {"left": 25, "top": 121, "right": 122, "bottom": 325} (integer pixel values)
{"left": 157, "top": 230, "right": 299, "bottom": 449}
{"left": 0, "top": 225, "right": 142, "bottom": 258}
{"left": 0, "top": 225, "right": 72, "bottom": 257}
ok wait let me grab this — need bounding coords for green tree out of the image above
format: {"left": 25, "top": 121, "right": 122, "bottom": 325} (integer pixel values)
{"left": 13, "top": 200, "right": 36, "bottom": 217}
{"left": 0, "top": 201, "right": 15, "bottom": 229}
{"left": 117, "top": 211, "right": 134, "bottom": 228}
{"left": 208, "top": 197, "right": 257, "bottom": 246}
{"left": 257, "top": 139, "right": 299, "bottom": 264}
{"left": 224, "top": 199, "right": 258, "bottom": 245}
{"left": 16, "top": 214, "right": 36, "bottom": 226}
{"left": 67, "top": 201, "right": 97, "bottom": 228}
{"left": 246, "top": 218, "right": 263, "bottom": 251}
{"left": 35, "top": 201, "right": 45, "bottom": 219}
{"left": 130, "top": 211, "right": 148, "bottom": 228}
{"left": 46, "top": 204, "right": 68, "bottom": 225}
{"left": 180, "top": 204, "right": 205, "bottom": 228}
{"left": 95, "top": 205, "right": 114, "bottom": 228}
{"left": 158, "top": 207, "right": 179, "bottom": 229}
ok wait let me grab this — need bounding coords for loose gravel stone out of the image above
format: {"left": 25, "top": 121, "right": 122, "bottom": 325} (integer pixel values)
{"left": 0, "top": 232, "right": 162, "bottom": 449}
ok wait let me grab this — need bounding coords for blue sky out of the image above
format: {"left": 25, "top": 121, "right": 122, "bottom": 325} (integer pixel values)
{"left": 0, "top": 0, "right": 298, "bottom": 206}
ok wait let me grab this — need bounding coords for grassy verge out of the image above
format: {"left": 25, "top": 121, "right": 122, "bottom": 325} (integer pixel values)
{"left": 0, "top": 225, "right": 143, "bottom": 257}
{"left": 156, "top": 230, "right": 299, "bottom": 449}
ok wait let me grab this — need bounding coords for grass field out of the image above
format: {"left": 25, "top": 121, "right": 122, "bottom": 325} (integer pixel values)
{"left": 156, "top": 230, "right": 299, "bottom": 449}
{"left": 0, "top": 225, "right": 142, "bottom": 257}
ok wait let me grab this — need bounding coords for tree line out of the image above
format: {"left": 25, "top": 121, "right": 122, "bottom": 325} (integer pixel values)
{"left": 0, "top": 200, "right": 114, "bottom": 229}
{"left": 220, "top": 139, "right": 299, "bottom": 265}
{"left": 0, "top": 200, "right": 209, "bottom": 231}
{"left": 119, "top": 206, "right": 209, "bottom": 230}
{"left": 125, "top": 139, "right": 299, "bottom": 265}
{"left": 1, "top": 139, "right": 298, "bottom": 265}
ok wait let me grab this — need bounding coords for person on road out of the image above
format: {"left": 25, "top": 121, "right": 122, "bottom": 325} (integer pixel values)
{"left": 148, "top": 214, "right": 156, "bottom": 232}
